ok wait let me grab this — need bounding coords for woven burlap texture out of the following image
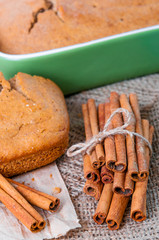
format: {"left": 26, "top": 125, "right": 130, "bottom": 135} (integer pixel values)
{"left": 56, "top": 74, "right": 159, "bottom": 240}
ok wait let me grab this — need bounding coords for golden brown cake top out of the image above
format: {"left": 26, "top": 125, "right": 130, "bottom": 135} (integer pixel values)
{"left": 0, "top": 72, "right": 69, "bottom": 162}
{"left": 0, "top": 0, "right": 159, "bottom": 54}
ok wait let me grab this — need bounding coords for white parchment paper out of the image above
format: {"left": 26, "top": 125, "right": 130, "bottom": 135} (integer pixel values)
{"left": 0, "top": 162, "right": 81, "bottom": 240}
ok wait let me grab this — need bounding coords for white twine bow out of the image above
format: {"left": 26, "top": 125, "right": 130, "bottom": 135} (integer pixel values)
{"left": 67, "top": 108, "right": 152, "bottom": 157}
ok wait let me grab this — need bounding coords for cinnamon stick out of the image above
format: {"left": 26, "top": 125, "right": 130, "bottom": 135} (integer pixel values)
{"left": 8, "top": 179, "right": 60, "bottom": 212}
{"left": 106, "top": 193, "right": 129, "bottom": 230}
{"left": 113, "top": 171, "right": 134, "bottom": 196}
{"left": 101, "top": 165, "right": 114, "bottom": 184}
{"left": 93, "top": 183, "right": 113, "bottom": 224}
{"left": 82, "top": 103, "right": 99, "bottom": 168}
{"left": 83, "top": 154, "right": 100, "bottom": 183}
{"left": 131, "top": 120, "right": 154, "bottom": 222}
{"left": 98, "top": 103, "right": 105, "bottom": 132}
{"left": 120, "top": 94, "right": 138, "bottom": 181}
{"left": 98, "top": 102, "right": 114, "bottom": 184}
{"left": 0, "top": 174, "right": 45, "bottom": 231}
{"left": 83, "top": 180, "right": 103, "bottom": 200}
{"left": 110, "top": 92, "right": 127, "bottom": 172}
{"left": 129, "top": 93, "right": 148, "bottom": 180}
{"left": 87, "top": 99, "right": 105, "bottom": 167}
{"left": 104, "top": 102, "right": 117, "bottom": 171}
{"left": 0, "top": 188, "right": 41, "bottom": 232}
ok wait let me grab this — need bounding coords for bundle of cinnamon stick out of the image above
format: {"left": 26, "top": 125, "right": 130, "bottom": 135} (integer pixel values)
{"left": 82, "top": 92, "right": 154, "bottom": 230}
{"left": 0, "top": 174, "right": 60, "bottom": 232}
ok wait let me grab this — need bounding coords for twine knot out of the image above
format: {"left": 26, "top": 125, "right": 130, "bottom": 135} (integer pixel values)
{"left": 67, "top": 108, "right": 152, "bottom": 157}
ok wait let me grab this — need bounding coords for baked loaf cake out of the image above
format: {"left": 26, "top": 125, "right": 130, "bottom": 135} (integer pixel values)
{"left": 0, "top": 0, "right": 159, "bottom": 54}
{"left": 0, "top": 72, "right": 69, "bottom": 177}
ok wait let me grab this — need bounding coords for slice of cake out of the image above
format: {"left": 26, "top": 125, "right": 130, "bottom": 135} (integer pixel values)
{"left": 0, "top": 72, "right": 69, "bottom": 177}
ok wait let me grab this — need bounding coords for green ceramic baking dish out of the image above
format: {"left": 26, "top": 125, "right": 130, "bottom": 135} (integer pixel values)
{"left": 0, "top": 25, "right": 159, "bottom": 95}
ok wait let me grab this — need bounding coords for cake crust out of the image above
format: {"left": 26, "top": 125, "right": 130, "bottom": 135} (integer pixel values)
{"left": 0, "top": 72, "right": 69, "bottom": 176}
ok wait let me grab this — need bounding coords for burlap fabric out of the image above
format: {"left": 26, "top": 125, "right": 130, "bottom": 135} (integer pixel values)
{"left": 56, "top": 74, "right": 159, "bottom": 240}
